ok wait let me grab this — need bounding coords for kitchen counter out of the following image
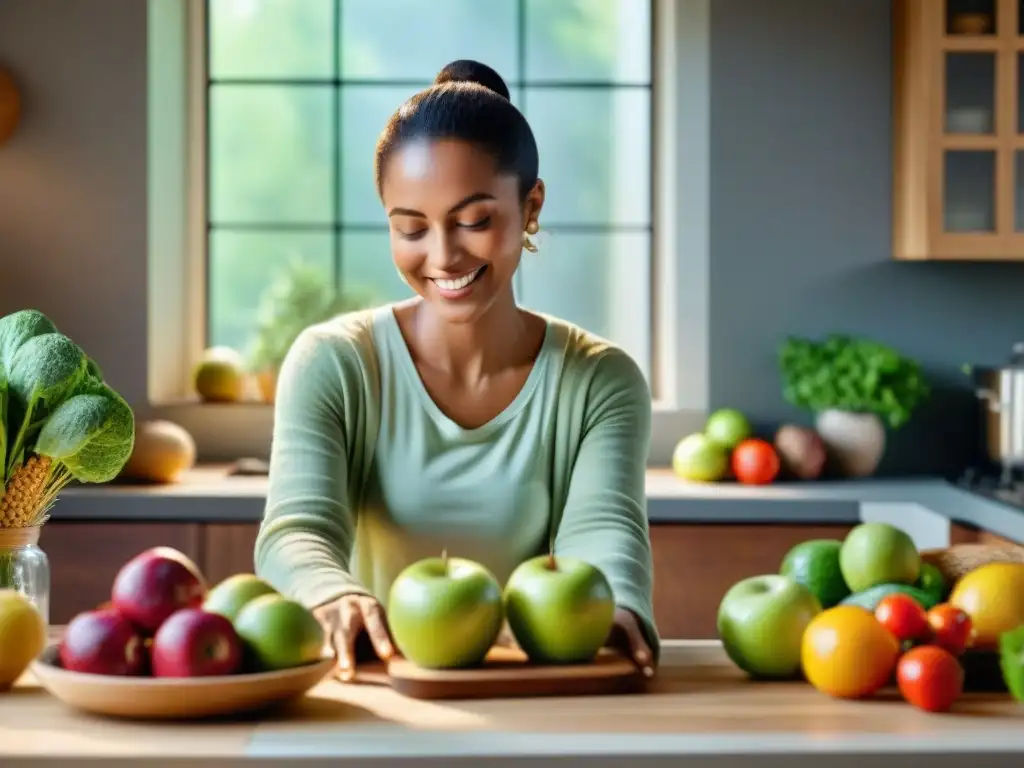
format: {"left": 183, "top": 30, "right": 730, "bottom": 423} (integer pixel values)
{"left": 52, "top": 465, "right": 1024, "bottom": 543}
{"left": 4, "top": 641, "right": 1022, "bottom": 767}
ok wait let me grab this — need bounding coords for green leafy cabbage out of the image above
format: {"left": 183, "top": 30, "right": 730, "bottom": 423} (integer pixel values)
{"left": 0, "top": 309, "right": 135, "bottom": 498}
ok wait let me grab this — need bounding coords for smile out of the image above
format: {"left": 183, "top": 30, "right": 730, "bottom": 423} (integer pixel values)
{"left": 430, "top": 266, "right": 486, "bottom": 291}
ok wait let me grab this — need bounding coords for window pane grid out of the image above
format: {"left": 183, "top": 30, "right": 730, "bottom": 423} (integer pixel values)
{"left": 204, "top": 0, "right": 655, "bottom": 375}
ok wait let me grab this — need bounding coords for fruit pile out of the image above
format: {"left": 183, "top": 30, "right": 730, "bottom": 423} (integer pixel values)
{"left": 672, "top": 408, "right": 828, "bottom": 485}
{"left": 59, "top": 547, "right": 323, "bottom": 678}
{"left": 718, "top": 521, "right": 1024, "bottom": 712}
{"left": 388, "top": 551, "right": 616, "bottom": 670}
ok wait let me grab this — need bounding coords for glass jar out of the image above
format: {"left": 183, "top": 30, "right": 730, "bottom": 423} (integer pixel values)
{"left": 0, "top": 526, "right": 50, "bottom": 625}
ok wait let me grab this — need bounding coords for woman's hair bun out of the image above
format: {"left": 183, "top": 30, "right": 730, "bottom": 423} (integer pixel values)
{"left": 434, "top": 59, "right": 510, "bottom": 101}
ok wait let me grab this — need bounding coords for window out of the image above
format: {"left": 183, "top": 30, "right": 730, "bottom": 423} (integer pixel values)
{"left": 202, "top": 0, "right": 656, "bottom": 379}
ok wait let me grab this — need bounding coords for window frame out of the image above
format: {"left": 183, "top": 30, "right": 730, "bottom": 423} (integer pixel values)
{"left": 147, "top": 0, "right": 711, "bottom": 466}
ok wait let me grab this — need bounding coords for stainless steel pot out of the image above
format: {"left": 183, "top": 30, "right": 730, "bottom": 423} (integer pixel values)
{"left": 970, "top": 342, "right": 1024, "bottom": 469}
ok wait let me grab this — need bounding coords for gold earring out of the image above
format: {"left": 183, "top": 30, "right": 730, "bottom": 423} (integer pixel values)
{"left": 522, "top": 231, "right": 538, "bottom": 253}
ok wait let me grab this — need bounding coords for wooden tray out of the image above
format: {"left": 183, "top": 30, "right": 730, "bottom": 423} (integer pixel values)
{"left": 357, "top": 646, "right": 646, "bottom": 700}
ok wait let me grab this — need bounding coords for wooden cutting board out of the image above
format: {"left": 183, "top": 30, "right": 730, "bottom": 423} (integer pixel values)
{"left": 354, "top": 646, "right": 646, "bottom": 700}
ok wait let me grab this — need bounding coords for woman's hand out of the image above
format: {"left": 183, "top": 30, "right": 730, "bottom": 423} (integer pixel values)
{"left": 607, "top": 607, "right": 655, "bottom": 678}
{"left": 314, "top": 593, "right": 395, "bottom": 681}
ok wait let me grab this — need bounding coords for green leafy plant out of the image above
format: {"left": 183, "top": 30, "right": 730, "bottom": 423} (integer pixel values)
{"left": 777, "top": 334, "right": 930, "bottom": 430}
{"left": 246, "top": 261, "right": 378, "bottom": 375}
{"left": 0, "top": 309, "right": 135, "bottom": 528}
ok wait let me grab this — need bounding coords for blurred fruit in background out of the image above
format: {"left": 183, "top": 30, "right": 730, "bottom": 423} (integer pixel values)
{"left": 704, "top": 408, "right": 752, "bottom": 451}
{"left": 731, "top": 439, "right": 781, "bottom": 485}
{"left": 193, "top": 347, "right": 247, "bottom": 403}
{"left": 671, "top": 433, "right": 729, "bottom": 482}
{"left": 119, "top": 420, "right": 197, "bottom": 485}
{"left": 773, "top": 424, "right": 827, "bottom": 480}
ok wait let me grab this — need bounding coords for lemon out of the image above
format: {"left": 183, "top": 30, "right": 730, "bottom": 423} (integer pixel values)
{"left": 949, "top": 562, "right": 1024, "bottom": 649}
{"left": 0, "top": 590, "right": 46, "bottom": 690}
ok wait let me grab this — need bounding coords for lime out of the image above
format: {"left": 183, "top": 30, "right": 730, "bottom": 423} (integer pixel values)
{"left": 704, "top": 408, "right": 753, "bottom": 451}
{"left": 915, "top": 562, "right": 947, "bottom": 602}
{"left": 781, "top": 540, "right": 850, "bottom": 608}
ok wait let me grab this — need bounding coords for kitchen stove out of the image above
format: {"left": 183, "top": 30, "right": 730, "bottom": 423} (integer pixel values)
{"left": 955, "top": 464, "right": 1024, "bottom": 511}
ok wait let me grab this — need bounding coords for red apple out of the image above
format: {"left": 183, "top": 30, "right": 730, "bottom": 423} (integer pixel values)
{"left": 150, "top": 608, "right": 243, "bottom": 678}
{"left": 59, "top": 608, "right": 148, "bottom": 676}
{"left": 111, "top": 547, "right": 207, "bottom": 632}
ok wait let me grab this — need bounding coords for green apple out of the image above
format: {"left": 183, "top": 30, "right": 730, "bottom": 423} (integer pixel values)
{"left": 504, "top": 554, "right": 615, "bottom": 665}
{"left": 672, "top": 433, "right": 729, "bottom": 482}
{"left": 234, "top": 594, "right": 324, "bottom": 671}
{"left": 839, "top": 522, "right": 921, "bottom": 593}
{"left": 388, "top": 554, "right": 504, "bottom": 670}
{"left": 203, "top": 574, "right": 278, "bottom": 622}
{"left": 717, "top": 574, "right": 822, "bottom": 679}
{"left": 705, "top": 408, "right": 753, "bottom": 451}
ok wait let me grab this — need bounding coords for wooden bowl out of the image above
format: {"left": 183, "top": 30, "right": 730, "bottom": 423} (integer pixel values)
{"left": 30, "top": 644, "right": 335, "bottom": 720}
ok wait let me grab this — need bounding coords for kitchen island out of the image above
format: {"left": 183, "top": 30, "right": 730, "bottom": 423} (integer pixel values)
{"left": 3, "top": 641, "right": 1021, "bottom": 767}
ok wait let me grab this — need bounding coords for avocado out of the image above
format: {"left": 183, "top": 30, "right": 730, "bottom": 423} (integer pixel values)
{"left": 839, "top": 583, "right": 942, "bottom": 613}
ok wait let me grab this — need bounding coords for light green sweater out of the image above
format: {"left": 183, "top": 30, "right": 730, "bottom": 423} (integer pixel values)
{"left": 254, "top": 304, "right": 659, "bottom": 655}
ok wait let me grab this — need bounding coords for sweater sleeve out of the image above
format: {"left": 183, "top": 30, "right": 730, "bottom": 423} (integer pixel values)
{"left": 551, "top": 348, "right": 660, "bottom": 659}
{"left": 254, "top": 326, "right": 372, "bottom": 610}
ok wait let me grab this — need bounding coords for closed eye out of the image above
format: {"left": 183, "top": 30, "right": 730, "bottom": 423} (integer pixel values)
{"left": 459, "top": 216, "right": 491, "bottom": 231}
{"left": 396, "top": 228, "right": 427, "bottom": 240}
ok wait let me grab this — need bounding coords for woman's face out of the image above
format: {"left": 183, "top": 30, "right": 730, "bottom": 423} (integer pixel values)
{"left": 380, "top": 138, "right": 543, "bottom": 324}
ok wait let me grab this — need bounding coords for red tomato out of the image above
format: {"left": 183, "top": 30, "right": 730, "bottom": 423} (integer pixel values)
{"left": 875, "top": 593, "right": 931, "bottom": 643}
{"left": 731, "top": 439, "right": 780, "bottom": 485}
{"left": 896, "top": 645, "right": 964, "bottom": 713}
{"left": 927, "top": 604, "right": 974, "bottom": 656}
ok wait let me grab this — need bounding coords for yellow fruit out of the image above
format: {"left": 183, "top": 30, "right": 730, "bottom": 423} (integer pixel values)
{"left": 949, "top": 562, "right": 1024, "bottom": 649}
{"left": 0, "top": 590, "right": 46, "bottom": 691}
{"left": 801, "top": 605, "right": 899, "bottom": 699}
{"left": 193, "top": 347, "right": 246, "bottom": 403}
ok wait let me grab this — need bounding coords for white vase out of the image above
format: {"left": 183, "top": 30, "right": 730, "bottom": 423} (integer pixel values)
{"left": 814, "top": 409, "right": 886, "bottom": 478}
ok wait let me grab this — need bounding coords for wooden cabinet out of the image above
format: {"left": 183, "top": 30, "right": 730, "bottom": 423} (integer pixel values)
{"left": 201, "top": 523, "right": 260, "bottom": 585}
{"left": 649, "top": 523, "right": 854, "bottom": 640}
{"left": 949, "top": 520, "right": 1022, "bottom": 546}
{"left": 894, "top": 0, "right": 1024, "bottom": 260}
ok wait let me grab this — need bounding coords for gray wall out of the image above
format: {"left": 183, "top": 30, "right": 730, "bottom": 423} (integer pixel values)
{"left": 709, "top": 0, "right": 1024, "bottom": 476}
{"left": 0, "top": 0, "right": 149, "bottom": 408}
{"left": 1, "top": 0, "right": 1021, "bottom": 475}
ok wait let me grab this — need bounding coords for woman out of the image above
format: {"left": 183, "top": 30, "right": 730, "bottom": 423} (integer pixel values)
{"left": 254, "top": 59, "right": 658, "bottom": 680}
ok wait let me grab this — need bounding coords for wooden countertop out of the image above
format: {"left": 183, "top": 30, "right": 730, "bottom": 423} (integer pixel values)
{"left": 3, "top": 641, "right": 1022, "bottom": 766}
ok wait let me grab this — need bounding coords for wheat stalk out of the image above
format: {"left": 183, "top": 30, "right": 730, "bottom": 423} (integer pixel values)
{"left": 0, "top": 455, "right": 72, "bottom": 529}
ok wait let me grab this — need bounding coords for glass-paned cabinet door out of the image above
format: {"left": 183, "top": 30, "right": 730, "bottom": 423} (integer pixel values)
{"left": 944, "top": 151, "right": 996, "bottom": 232}
{"left": 946, "top": 0, "right": 997, "bottom": 35}
{"left": 945, "top": 52, "right": 997, "bottom": 134}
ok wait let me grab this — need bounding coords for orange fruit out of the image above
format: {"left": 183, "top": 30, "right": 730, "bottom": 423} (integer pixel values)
{"left": 949, "top": 563, "right": 1024, "bottom": 649}
{"left": 801, "top": 605, "right": 900, "bottom": 699}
